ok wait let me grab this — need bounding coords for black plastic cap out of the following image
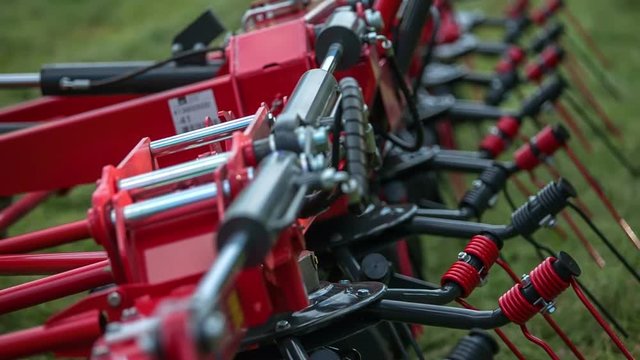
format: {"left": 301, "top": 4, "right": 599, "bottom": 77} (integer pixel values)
{"left": 556, "top": 178, "right": 577, "bottom": 198}
{"left": 361, "top": 253, "right": 391, "bottom": 281}
{"left": 310, "top": 349, "right": 341, "bottom": 360}
{"left": 552, "top": 124, "right": 570, "bottom": 142}
{"left": 554, "top": 45, "right": 566, "bottom": 60}
{"left": 552, "top": 251, "right": 582, "bottom": 281}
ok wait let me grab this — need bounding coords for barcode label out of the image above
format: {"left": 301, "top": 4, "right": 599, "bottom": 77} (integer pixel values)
{"left": 168, "top": 89, "right": 219, "bottom": 134}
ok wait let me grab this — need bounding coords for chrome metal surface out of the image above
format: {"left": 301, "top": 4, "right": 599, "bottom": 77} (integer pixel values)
{"left": 150, "top": 116, "right": 253, "bottom": 156}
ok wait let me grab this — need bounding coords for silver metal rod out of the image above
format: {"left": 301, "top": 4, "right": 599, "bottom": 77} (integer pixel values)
{"left": 117, "top": 183, "right": 219, "bottom": 223}
{"left": 303, "top": 0, "right": 335, "bottom": 22}
{"left": 150, "top": 116, "right": 254, "bottom": 156}
{"left": 242, "top": 0, "right": 298, "bottom": 31}
{"left": 118, "top": 152, "right": 230, "bottom": 193}
{"left": 320, "top": 43, "right": 343, "bottom": 73}
{"left": 191, "top": 232, "right": 248, "bottom": 320}
{"left": 0, "top": 73, "right": 40, "bottom": 88}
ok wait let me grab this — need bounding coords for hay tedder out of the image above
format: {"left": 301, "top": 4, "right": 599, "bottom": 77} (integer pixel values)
{"left": 0, "top": 0, "right": 637, "bottom": 358}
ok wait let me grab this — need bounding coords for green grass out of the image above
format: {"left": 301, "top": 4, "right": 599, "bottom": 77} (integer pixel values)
{"left": 1, "top": 0, "right": 639, "bottom": 359}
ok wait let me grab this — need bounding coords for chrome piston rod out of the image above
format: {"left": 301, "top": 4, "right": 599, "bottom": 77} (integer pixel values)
{"left": 149, "top": 115, "right": 254, "bottom": 156}
{"left": 118, "top": 152, "right": 230, "bottom": 194}
{"left": 112, "top": 182, "right": 226, "bottom": 223}
{"left": 0, "top": 73, "right": 40, "bottom": 88}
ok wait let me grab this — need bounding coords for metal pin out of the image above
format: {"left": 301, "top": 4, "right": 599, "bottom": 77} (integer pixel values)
{"left": 118, "top": 152, "right": 230, "bottom": 193}
{"left": 113, "top": 182, "right": 226, "bottom": 223}
{"left": 150, "top": 116, "right": 253, "bottom": 156}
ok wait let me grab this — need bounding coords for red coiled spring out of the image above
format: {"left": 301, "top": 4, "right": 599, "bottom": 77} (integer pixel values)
{"left": 499, "top": 257, "right": 570, "bottom": 324}
{"left": 499, "top": 283, "right": 539, "bottom": 324}
{"left": 442, "top": 261, "right": 478, "bottom": 297}
{"left": 531, "top": 258, "right": 570, "bottom": 300}
{"left": 441, "top": 235, "right": 500, "bottom": 297}
{"left": 464, "top": 235, "right": 500, "bottom": 275}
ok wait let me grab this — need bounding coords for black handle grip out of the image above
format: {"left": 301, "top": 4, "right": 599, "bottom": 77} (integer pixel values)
{"left": 484, "top": 69, "right": 520, "bottom": 106}
{"left": 503, "top": 16, "right": 531, "bottom": 44}
{"left": 518, "top": 75, "right": 566, "bottom": 118}
{"left": 529, "top": 22, "right": 565, "bottom": 53}
{"left": 460, "top": 165, "right": 510, "bottom": 218}
{"left": 445, "top": 329, "right": 499, "bottom": 360}
{"left": 510, "top": 179, "right": 576, "bottom": 236}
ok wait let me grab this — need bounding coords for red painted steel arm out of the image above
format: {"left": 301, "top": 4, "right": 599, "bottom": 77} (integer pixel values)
{"left": 0, "top": 190, "right": 51, "bottom": 232}
{"left": 0, "top": 311, "right": 103, "bottom": 359}
{"left": 0, "top": 251, "right": 107, "bottom": 275}
{"left": 0, "top": 259, "right": 113, "bottom": 315}
{"left": 0, "top": 219, "right": 91, "bottom": 254}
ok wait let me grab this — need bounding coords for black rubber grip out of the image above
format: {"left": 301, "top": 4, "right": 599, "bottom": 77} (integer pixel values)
{"left": 445, "top": 329, "right": 499, "bottom": 360}
{"left": 503, "top": 16, "right": 531, "bottom": 44}
{"left": 484, "top": 70, "right": 520, "bottom": 106}
{"left": 518, "top": 75, "right": 566, "bottom": 118}
{"left": 511, "top": 179, "right": 576, "bottom": 236}
{"left": 460, "top": 165, "right": 510, "bottom": 218}
{"left": 529, "top": 22, "right": 565, "bottom": 53}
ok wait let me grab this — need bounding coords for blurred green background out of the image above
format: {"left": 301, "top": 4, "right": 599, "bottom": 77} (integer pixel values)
{"left": 1, "top": 0, "right": 639, "bottom": 358}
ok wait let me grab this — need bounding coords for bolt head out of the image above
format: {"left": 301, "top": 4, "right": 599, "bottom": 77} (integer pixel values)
{"left": 356, "top": 288, "right": 370, "bottom": 297}
{"left": 92, "top": 345, "right": 109, "bottom": 357}
{"left": 121, "top": 307, "right": 138, "bottom": 320}
{"left": 275, "top": 320, "right": 291, "bottom": 331}
{"left": 107, "top": 292, "right": 122, "bottom": 308}
{"left": 338, "top": 279, "right": 351, "bottom": 285}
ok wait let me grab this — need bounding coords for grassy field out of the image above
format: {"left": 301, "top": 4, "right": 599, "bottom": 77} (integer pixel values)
{"left": 1, "top": 0, "right": 639, "bottom": 359}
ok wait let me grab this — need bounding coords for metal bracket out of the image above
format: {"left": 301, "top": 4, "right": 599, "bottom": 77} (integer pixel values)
{"left": 172, "top": 10, "right": 226, "bottom": 65}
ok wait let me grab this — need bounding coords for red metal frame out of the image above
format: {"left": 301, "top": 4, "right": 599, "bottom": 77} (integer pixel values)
{"left": 0, "top": 7, "right": 389, "bottom": 196}
{"left": 0, "top": 1, "right": 633, "bottom": 359}
{"left": 0, "top": 219, "right": 91, "bottom": 254}
{"left": 0, "top": 310, "right": 103, "bottom": 360}
{"left": 0, "top": 251, "right": 106, "bottom": 275}
{"left": 0, "top": 190, "right": 51, "bottom": 232}
{"left": 0, "top": 259, "right": 113, "bottom": 314}
{"left": 0, "top": 94, "right": 136, "bottom": 123}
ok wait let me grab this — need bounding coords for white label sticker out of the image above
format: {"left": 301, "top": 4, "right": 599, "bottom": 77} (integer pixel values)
{"left": 168, "top": 89, "right": 219, "bottom": 134}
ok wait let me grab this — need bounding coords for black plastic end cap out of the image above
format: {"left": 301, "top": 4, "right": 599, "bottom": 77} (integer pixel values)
{"left": 552, "top": 251, "right": 582, "bottom": 280}
{"left": 552, "top": 124, "right": 570, "bottom": 142}
{"left": 361, "top": 253, "right": 391, "bottom": 281}
{"left": 556, "top": 178, "right": 577, "bottom": 198}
